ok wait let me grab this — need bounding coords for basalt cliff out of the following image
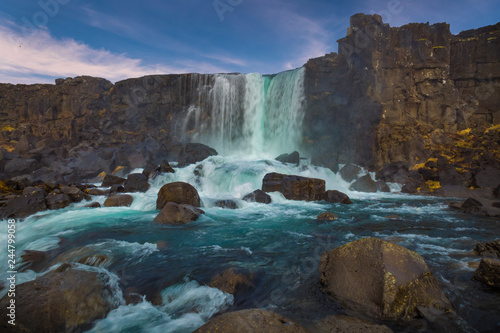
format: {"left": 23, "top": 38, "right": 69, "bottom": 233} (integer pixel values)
{"left": 0, "top": 14, "right": 499, "bottom": 195}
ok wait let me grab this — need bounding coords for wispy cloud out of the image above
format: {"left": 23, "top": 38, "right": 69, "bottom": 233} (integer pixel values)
{"left": 202, "top": 53, "right": 247, "bottom": 67}
{"left": 0, "top": 23, "right": 232, "bottom": 84}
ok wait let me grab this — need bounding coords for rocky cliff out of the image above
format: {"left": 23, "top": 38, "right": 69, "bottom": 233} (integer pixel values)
{"left": 304, "top": 14, "right": 500, "bottom": 170}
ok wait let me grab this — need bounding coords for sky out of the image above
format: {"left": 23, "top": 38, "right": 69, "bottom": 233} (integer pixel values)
{"left": 0, "top": 0, "right": 498, "bottom": 84}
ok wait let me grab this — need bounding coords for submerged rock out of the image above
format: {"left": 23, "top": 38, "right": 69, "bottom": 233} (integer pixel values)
{"left": 242, "top": 189, "right": 272, "bottom": 204}
{"left": 349, "top": 174, "right": 378, "bottom": 193}
{"left": 153, "top": 202, "right": 204, "bottom": 225}
{"left": 104, "top": 194, "right": 134, "bottom": 207}
{"left": 317, "top": 212, "right": 339, "bottom": 221}
{"left": 324, "top": 190, "right": 353, "bottom": 204}
{"left": 262, "top": 173, "right": 325, "bottom": 201}
{"left": 208, "top": 268, "right": 256, "bottom": 295}
{"left": 194, "top": 309, "right": 308, "bottom": 333}
{"left": 0, "top": 264, "right": 119, "bottom": 333}
{"left": 319, "top": 237, "right": 453, "bottom": 319}
{"left": 215, "top": 199, "right": 238, "bottom": 209}
{"left": 473, "top": 258, "right": 500, "bottom": 288}
{"left": 156, "top": 182, "right": 201, "bottom": 209}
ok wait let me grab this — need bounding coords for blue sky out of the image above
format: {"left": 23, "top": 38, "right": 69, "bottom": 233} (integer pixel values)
{"left": 0, "top": 0, "right": 498, "bottom": 84}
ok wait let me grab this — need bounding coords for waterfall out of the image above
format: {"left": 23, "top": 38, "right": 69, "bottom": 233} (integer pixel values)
{"left": 180, "top": 67, "right": 305, "bottom": 158}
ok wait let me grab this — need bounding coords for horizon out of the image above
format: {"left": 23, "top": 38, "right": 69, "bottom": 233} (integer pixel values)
{"left": 0, "top": 0, "right": 499, "bottom": 85}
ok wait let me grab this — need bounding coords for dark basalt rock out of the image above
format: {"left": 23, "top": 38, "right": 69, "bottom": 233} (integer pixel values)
{"left": 208, "top": 268, "right": 256, "bottom": 295}
{"left": 324, "top": 190, "right": 353, "bottom": 204}
{"left": 156, "top": 182, "right": 201, "bottom": 209}
{"left": 46, "top": 192, "right": 72, "bottom": 210}
{"left": 376, "top": 180, "right": 391, "bottom": 192}
{"left": 475, "top": 239, "right": 500, "bottom": 259}
{"left": 153, "top": 202, "right": 204, "bottom": 225}
{"left": 101, "top": 174, "right": 126, "bottom": 188}
{"left": 317, "top": 212, "right": 339, "bottom": 221}
{"left": 262, "top": 173, "right": 325, "bottom": 201}
{"left": 276, "top": 151, "right": 300, "bottom": 164}
{"left": 194, "top": 309, "right": 308, "bottom": 333}
{"left": 339, "top": 164, "right": 361, "bottom": 183}
{"left": 158, "top": 160, "right": 175, "bottom": 173}
{"left": 123, "top": 173, "right": 150, "bottom": 193}
{"left": 215, "top": 199, "right": 238, "bottom": 209}
{"left": 473, "top": 258, "right": 500, "bottom": 288}
{"left": 104, "top": 194, "right": 134, "bottom": 207}
{"left": 242, "top": 189, "right": 272, "bottom": 204}
{"left": 177, "top": 143, "right": 218, "bottom": 168}
{"left": 60, "top": 185, "right": 91, "bottom": 202}
{"left": 349, "top": 174, "right": 378, "bottom": 193}
{"left": 319, "top": 237, "right": 453, "bottom": 319}
{"left": 1, "top": 187, "right": 47, "bottom": 219}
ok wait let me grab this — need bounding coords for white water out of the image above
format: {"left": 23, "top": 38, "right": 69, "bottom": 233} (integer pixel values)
{"left": 181, "top": 68, "right": 305, "bottom": 157}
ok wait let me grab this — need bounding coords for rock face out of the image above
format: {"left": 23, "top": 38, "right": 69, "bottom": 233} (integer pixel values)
{"left": 156, "top": 182, "right": 201, "bottom": 209}
{"left": 303, "top": 14, "right": 500, "bottom": 170}
{"left": 262, "top": 173, "right": 325, "bottom": 201}
{"left": 0, "top": 264, "right": 118, "bottom": 333}
{"left": 153, "top": 202, "right": 204, "bottom": 225}
{"left": 473, "top": 258, "right": 500, "bottom": 288}
{"left": 319, "top": 237, "right": 453, "bottom": 319}
{"left": 475, "top": 239, "right": 500, "bottom": 259}
{"left": 194, "top": 309, "right": 309, "bottom": 333}
{"left": 242, "top": 189, "right": 272, "bottom": 204}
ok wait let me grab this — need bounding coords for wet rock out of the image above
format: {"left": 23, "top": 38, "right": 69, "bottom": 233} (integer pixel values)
{"left": 60, "top": 185, "right": 91, "bottom": 202}
{"left": 349, "top": 174, "right": 377, "bottom": 193}
{"left": 276, "top": 151, "right": 300, "bottom": 164}
{"left": 1, "top": 187, "right": 47, "bottom": 219}
{"left": 77, "top": 254, "right": 110, "bottom": 267}
{"left": 109, "top": 184, "right": 125, "bottom": 194}
{"left": 101, "top": 174, "right": 126, "bottom": 187}
{"left": 142, "top": 162, "right": 158, "bottom": 179}
{"left": 46, "top": 192, "right": 72, "bottom": 210}
{"left": 123, "top": 173, "right": 150, "bottom": 193}
{"left": 158, "top": 160, "right": 175, "bottom": 173}
{"left": 153, "top": 202, "right": 204, "bottom": 225}
{"left": 475, "top": 239, "right": 500, "bottom": 259}
{"left": 177, "top": 143, "right": 218, "bottom": 167}
{"left": 88, "top": 188, "right": 107, "bottom": 196}
{"left": 376, "top": 180, "right": 391, "bottom": 193}
{"left": 324, "top": 190, "right": 353, "bottom": 204}
{"left": 104, "top": 194, "right": 134, "bottom": 207}
{"left": 312, "top": 315, "right": 393, "bottom": 333}
{"left": 319, "top": 237, "right": 453, "bottom": 319}
{"left": 194, "top": 309, "right": 308, "bottom": 333}
{"left": 242, "top": 189, "right": 272, "bottom": 204}
{"left": 473, "top": 258, "right": 500, "bottom": 288}
{"left": 0, "top": 264, "right": 119, "bottom": 333}
{"left": 262, "top": 173, "right": 325, "bottom": 201}
{"left": 20, "top": 250, "right": 50, "bottom": 272}
{"left": 339, "top": 164, "right": 361, "bottom": 182}
{"left": 86, "top": 202, "right": 101, "bottom": 208}
{"left": 208, "top": 268, "right": 255, "bottom": 295}
{"left": 317, "top": 212, "right": 339, "bottom": 221}
{"left": 215, "top": 200, "right": 238, "bottom": 209}
{"left": 156, "top": 182, "right": 201, "bottom": 209}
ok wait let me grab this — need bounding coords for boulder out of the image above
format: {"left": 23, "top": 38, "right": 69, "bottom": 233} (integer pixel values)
{"left": 46, "top": 192, "right": 72, "bottom": 210}
{"left": 208, "top": 268, "right": 255, "bottom": 295}
{"left": 0, "top": 264, "right": 118, "bottom": 333}
{"left": 376, "top": 180, "right": 391, "bottom": 193}
{"left": 473, "top": 258, "right": 500, "bottom": 288}
{"left": 242, "top": 189, "right": 272, "bottom": 204}
{"left": 319, "top": 237, "right": 453, "bottom": 319}
{"left": 317, "top": 212, "right": 339, "bottom": 221}
{"left": 153, "top": 202, "right": 204, "bottom": 225}
{"left": 156, "top": 182, "right": 201, "bottom": 209}
{"left": 123, "top": 173, "right": 150, "bottom": 193}
{"left": 349, "top": 174, "right": 378, "bottom": 193}
{"left": 60, "top": 185, "right": 91, "bottom": 202}
{"left": 101, "top": 174, "right": 126, "bottom": 187}
{"left": 215, "top": 199, "right": 238, "bottom": 209}
{"left": 104, "top": 194, "right": 134, "bottom": 207}
{"left": 262, "top": 173, "right": 325, "bottom": 201}
{"left": 1, "top": 187, "right": 47, "bottom": 219}
{"left": 88, "top": 188, "right": 107, "bottom": 196}
{"left": 312, "top": 315, "right": 393, "bottom": 333}
{"left": 401, "top": 180, "right": 419, "bottom": 194}
{"left": 276, "top": 151, "right": 300, "bottom": 164}
{"left": 194, "top": 309, "right": 308, "bottom": 333}
{"left": 177, "top": 143, "right": 218, "bottom": 167}
{"left": 158, "top": 160, "right": 175, "bottom": 173}
{"left": 86, "top": 202, "right": 101, "bottom": 208}
{"left": 142, "top": 162, "right": 158, "bottom": 179}
{"left": 376, "top": 162, "right": 410, "bottom": 184}
{"left": 339, "top": 164, "right": 361, "bottom": 182}
{"left": 109, "top": 184, "right": 125, "bottom": 194}
{"left": 324, "top": 190, "right": 353, "bottom": 204}
{"left": 461, "top": 197, "right": 487, "bottom": 215}
{"left": 475, "top": 239, "right": 500, "bottom": 259}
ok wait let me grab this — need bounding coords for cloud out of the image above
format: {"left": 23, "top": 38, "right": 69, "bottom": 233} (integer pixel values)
{"left": 202, "top": 53, "right": 247, "bottom": 67}
{"left": 0, "top": 23, "right": 230, "bottom": 84}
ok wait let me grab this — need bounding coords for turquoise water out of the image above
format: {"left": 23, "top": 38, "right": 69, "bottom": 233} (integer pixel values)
{"left": 1, "top": 156, "right": 499, "bottom": 332}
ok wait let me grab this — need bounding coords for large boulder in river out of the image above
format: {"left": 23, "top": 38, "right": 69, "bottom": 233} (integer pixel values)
{"left": 339, "top": 164, "right": 361, "bottom": 182}
{"left": 101, "top": 174, "right": 126, "bottom": 187}
{"left": 349, "top": 174, "right": 378, "bottom": 193}
{"left": 0, "top": 264, "right": 119, "bottom": 333}
{"left": 324, "top": 190, "right": 352, "bottom": 204}
{"left": 123, "top": 173, "right": 150, "bottom": 193}
{"left": 262, "top": 173, "right": 325, "bottom": 201}
{"left": 153, "top": 202, "right": 204, "bottom": 225}
{"left": 46, "top": 192, "right": 72, "bottom": 210}
{"left": 242, "top": 189, "right": 272, "bottom": 204}
{"left": 473, "top": 258, "right": 500, "bottom": 288}
{"left": 208, "top": 268, "right": 256, "bottom": 296}
{"left": 276, "top": 151, "right": 300, "bottom": 164}
{"left": 194, "top": 309, "right": 308, "bottom": 333}
{"left": 156, "top": 182, "right": 201, "bottom": 209}
{"left": 177, "top": 143, "right": 218, "bottom": 167}
{"left": 319, "top": 237, "right": 453, "bottom": 319}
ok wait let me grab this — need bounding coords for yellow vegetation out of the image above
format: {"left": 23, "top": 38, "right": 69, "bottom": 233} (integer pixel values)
{"left": 1, "top": 125, "right": 15, "bottom": 132}
{"left": 432, "top": 46, "right": 446, "bottom": 49}
{"left": 425, "top": 180, "right": 441, "bottom": 191}
{"left": 112, "top": 166, "right": 125, "bottom": 175}
{"left": 485, "top": 124, "right": 500, "bottom": 134}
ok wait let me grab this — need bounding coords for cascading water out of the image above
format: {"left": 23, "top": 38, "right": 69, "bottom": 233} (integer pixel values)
{"left": 181, "top": 68, "right": 305, "bottom": 157}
